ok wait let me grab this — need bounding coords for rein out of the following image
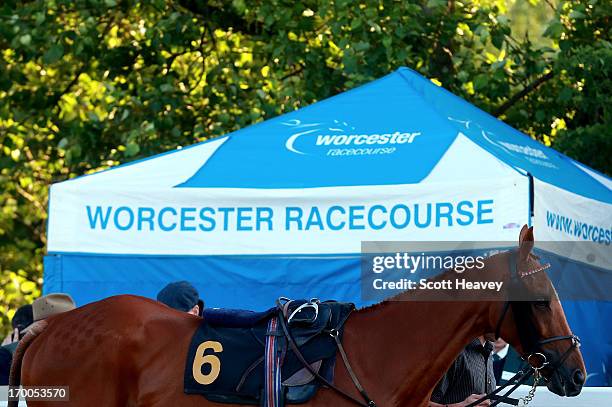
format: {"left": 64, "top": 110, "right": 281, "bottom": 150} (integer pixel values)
{"left": 466, "top": 250, "right": 581, "bottom": 407}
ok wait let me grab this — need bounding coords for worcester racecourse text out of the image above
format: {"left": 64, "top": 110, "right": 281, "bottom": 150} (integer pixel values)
{"left": 85, "top": 199, "right": 494, "bottom": 232}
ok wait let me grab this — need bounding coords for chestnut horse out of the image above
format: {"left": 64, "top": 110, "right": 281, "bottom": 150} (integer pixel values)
{"left": 10, "top": 227, "right": 585, "bottom": 406}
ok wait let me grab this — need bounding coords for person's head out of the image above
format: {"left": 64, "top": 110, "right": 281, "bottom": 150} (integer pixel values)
{"left": 156, "top": 281, "right": 203, "bottom": 316}
{"left": 32, "top": 293, "right": 76, "bottom": 322}
{"left": 12, "top": 304, "right": 33, "bottom": 338}
{"left": 493, "top": 338, "right": 508, "bottom": 353}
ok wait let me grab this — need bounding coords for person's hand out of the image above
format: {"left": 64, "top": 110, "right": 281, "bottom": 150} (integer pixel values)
{"left": 1, "top": 328, "right": 19, "bottom": 346}
{"left": 455, "top": 393, "right": 490, "bottom": 407}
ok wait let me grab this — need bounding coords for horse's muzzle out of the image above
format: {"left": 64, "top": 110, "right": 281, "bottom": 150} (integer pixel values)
{"left": 546, "top": 366, "right": 584, "bottom": 397}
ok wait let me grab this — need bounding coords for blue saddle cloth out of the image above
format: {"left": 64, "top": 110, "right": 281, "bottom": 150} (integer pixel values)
{"left": 184, "top": 300, "right": 354, "bottom": 405}
{"left": 203, "top": 308, "right": 275, "bottom": 327}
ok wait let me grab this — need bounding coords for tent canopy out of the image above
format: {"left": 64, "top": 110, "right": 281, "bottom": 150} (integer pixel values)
{"left": 44, "top": 67, "right": 612, "bottom": 384}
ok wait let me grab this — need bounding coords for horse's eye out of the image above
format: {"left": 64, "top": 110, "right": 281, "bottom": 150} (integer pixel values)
{"left": 534, "top": 300, "right": 550, "bottom": 309}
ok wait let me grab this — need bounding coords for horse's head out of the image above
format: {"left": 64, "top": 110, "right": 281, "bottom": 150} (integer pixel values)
{"left": 492, "top": 225, "right": 586, "bottom": 396}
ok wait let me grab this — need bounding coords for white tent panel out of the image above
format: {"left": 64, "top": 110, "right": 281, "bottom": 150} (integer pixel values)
{"left": 55, "top": 136, "right": 228, "bottom": 190}
{"left": 422, "top": 132, "right": 523, "bottom": 183}
{"left": 48, "top": 174, "right": 529, "bottom": 255}
{"left": 533, "top": 178, "right": 612, "bottom": 271}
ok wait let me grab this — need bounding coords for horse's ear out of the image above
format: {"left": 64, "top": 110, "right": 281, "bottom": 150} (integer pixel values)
{"left": 519, "top": 225, "right": 534, "bottom": 260}
{"left": 518, "top": 225, "right": 529, "bottom": 244}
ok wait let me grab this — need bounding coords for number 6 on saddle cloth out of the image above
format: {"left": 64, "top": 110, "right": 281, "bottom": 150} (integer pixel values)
{"left": 183, "top": 298, "right": 355, "bottom": 407}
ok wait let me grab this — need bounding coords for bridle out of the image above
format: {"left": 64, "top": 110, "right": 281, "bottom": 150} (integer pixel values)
{"left": 493, "top": 303, "right": 580, "bottom": 376}
{"left": 466, "top": 249, "right": 581, "bottom": 407}
{"left": 493, "top": 249, "right": 580, "bottom": 372}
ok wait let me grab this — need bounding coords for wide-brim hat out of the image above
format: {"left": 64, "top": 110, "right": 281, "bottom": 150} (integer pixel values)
{"left": 32, "top": 293, "right": 76, "bottom": 321}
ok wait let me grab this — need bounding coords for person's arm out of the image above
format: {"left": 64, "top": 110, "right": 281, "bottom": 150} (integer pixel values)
{"left": 430, "top": 360, "right": 454, "bottom": 404}
{"left": 430, "top": 351, "right": 491, "bottom": 406}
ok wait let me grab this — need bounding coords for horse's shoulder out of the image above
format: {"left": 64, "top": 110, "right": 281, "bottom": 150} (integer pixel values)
{"left": 95, "top": 294, "right": 159, "bottom": 307}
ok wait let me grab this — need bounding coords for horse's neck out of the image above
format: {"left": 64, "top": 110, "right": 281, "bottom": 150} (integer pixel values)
{"left": 358, "top": 300, "right": 489, "bottom": 404}
{"left": 347, "top": 258, "right": 506, "bottom": 405}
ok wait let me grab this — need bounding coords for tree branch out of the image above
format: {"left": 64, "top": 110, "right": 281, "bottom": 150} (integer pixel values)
{"left": 188, "top": 28, "right": 209, "bottom": 94}
{"left": 15, "top": 185, "right": 47, "bottom": 217}
{"left": 49, "top": 14, "right": 117, "bottom": 109}
{"left": 543, "top": 0, "right": 557, "bottom": 12}
{"left": 177, "top": 0, "right": 268, "bottom": 36}
{"left": 494, "top": 70, "right": 555, "bottom": 117}
{"left": 281, "top": 64, "right": 305, "bottom": 81}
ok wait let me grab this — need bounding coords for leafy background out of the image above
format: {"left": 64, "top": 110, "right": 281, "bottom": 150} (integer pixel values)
{"left": 1, "top": 0, "right": 610, "bottom": 335}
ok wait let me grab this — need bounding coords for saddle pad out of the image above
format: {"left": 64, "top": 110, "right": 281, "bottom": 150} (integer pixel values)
{"left": 203, "top": 307, "right": 275, "bottom": 327}
{"left": 184, "top": 301, "right": 354, "bottom": 405}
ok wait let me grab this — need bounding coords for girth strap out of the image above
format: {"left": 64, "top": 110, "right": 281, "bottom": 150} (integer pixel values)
{"left": 328, "top": 329, "right": 376, "bottom": 406}
{"left": 275, "top": 304, "right": 376, "bottom": 407}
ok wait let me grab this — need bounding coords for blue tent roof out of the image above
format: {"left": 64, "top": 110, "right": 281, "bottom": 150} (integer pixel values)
{"left": 395, "top": 68, "right": 610, "bottom": 203}
{"left": 180, "top": 69, "right": 459, "bottom": 188}
{"left": 175, "top": 67, "right": 610, "bottom": 204}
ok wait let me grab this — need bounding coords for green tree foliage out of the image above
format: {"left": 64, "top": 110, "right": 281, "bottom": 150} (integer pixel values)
{"left": 0, "top": 0, "right": 610, "bottom": 334}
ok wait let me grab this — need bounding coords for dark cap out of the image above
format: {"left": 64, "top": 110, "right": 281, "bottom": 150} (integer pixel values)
{"left": 12, "top": 304, "right": 33, "bottom": 333}
{"left": 157, "top": 281, "right": 201, "bottom": 312}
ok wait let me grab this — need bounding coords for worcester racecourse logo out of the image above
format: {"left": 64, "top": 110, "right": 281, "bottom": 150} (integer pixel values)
{"left": 282, "top": 119, "right": 421, "bottom": 156}
{"left": 447, "top": 116, "right": 557, "bottom": 169}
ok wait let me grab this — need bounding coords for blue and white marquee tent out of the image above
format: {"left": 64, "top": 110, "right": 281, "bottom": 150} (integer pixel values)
{"left": 44, "top": 68, "right": 611, "bottom": 384}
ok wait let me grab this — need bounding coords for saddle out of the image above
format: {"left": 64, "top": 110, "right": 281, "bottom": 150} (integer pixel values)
{"left": 184, "top": 298, "right": 354, "bottom": 406}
